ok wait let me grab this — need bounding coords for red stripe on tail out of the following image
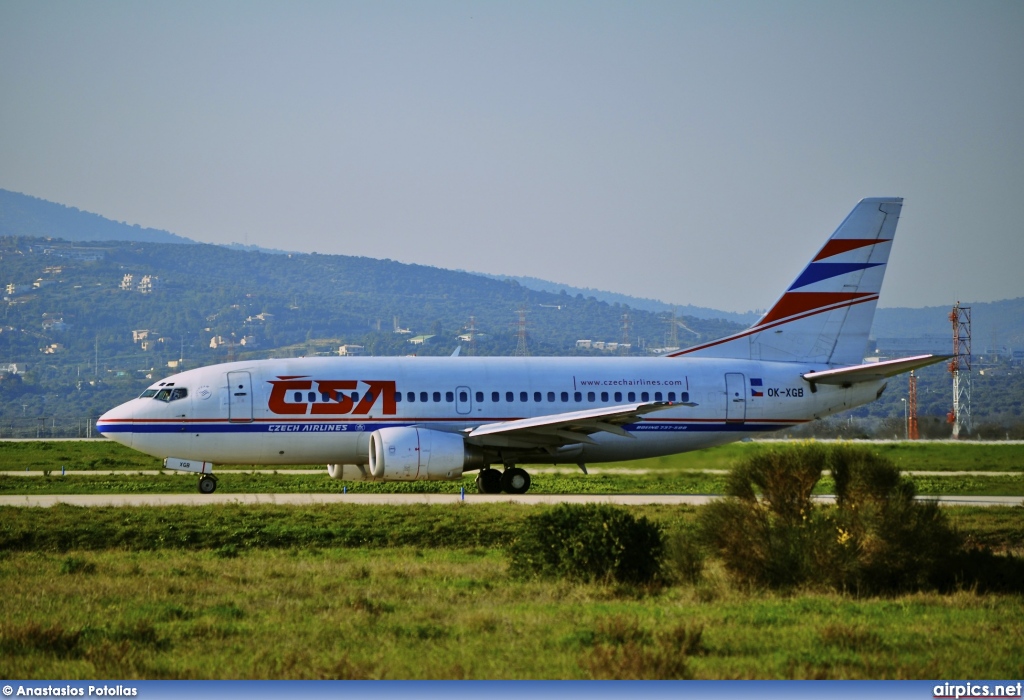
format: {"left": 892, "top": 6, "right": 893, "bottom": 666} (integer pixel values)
{"left": 813, "top": 238, "right": 890, "bottom": 261}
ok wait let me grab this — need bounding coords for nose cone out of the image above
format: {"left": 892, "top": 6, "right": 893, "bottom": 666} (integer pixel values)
{"left": 96, "top": 400, "right": 135, "bottom": 448}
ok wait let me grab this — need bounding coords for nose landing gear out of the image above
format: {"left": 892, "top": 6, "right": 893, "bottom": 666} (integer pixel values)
{"left": 198, "top": 474, "right": 218, "bottom": 494}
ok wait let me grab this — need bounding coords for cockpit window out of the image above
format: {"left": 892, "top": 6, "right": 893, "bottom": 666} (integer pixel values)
{"left": 140, "top": 389, "right": 157, "bottom": 398}
{"left": 153, "top": 388, "right": 188, "bottom": 402}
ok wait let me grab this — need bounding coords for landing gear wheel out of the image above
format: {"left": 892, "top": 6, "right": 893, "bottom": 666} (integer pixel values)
{"left": 475, "top": 468, "right": 502, "bottom": 494}
{"left": 500, "top": 467, "right": 531, "bottom": 495}
{"left": 198, "top": 475, "right": 218, "bottom": 494}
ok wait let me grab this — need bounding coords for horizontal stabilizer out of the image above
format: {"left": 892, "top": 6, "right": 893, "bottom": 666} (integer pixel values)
{"left": 802, "top": 354, "right": 950, "bottom": 387}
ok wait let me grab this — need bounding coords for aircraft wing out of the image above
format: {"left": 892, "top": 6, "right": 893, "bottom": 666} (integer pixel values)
{"left": 803, "top": 354, "right": 950, "bottom": 387}
{"left": 465, "top": 401, "right": 691, "bottom": 449}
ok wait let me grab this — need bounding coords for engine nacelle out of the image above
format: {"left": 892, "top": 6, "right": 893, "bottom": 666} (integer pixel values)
{"left": 369, "top": 427, "right": 484, "bottom": 481}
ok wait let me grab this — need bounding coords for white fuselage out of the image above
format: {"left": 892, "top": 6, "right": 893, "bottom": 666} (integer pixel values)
{"left": 97, "top": 355, "right": 884, "bottom": 466}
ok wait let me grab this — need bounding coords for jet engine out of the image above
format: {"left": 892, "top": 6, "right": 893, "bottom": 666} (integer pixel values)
{"left": 368, "top": 427, "right": 484, "bottom": 481}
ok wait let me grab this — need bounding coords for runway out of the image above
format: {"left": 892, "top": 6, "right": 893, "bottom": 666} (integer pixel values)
{"left": 2, "top": 468, "right": 1020, "bottom": 477}
{"left": 0, "top": 493, "right": 1020, "bottom": 507}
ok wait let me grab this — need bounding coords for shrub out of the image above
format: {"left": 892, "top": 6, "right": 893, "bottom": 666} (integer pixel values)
{"left": 581, "top": 616, "right": 702, "bottom": 680}
{"left": 59, "top": 556, "right": 96, "bottom": 575}
{"left": 508, "top": 503, "right": 663, "bottom": 584}
{"left": 662, "top": 528, "right": 706, "bottom": 585}
{"left": 699, "top": 442, "right": 971, "bottom": 594}
{"left": 699, "top": 442, "right": 833, "bottom": 589}
{"left": 0, "top": 622, "right": 82, "bottom": 658}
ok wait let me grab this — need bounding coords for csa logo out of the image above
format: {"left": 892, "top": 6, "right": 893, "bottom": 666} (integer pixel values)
{"left": 750, "top": 378, "right": 764, "bottom": 398}
{"left": 268, "top": 377, "right": 397, "bottom": 416}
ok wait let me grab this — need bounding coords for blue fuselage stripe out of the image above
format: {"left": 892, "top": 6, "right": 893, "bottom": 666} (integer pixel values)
{"left": 97, "top": 421, "right": 793, "bottom": 435}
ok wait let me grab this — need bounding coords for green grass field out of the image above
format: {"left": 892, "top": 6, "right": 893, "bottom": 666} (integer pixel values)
{"left": 1, "top": 503, "right": 1023, "bottom": 679}
{"left": 3, "top": 548, "right": 1021, "bottom": 679}
{"left": 1, "top": 440, "right": 1022, "bottom": 497}
{"left": 2, "top": 471, "right": 1023, "bottom": 497}
{"left": 3, "top": 441, "right": 1023, "bottom": 680}
{"left": 1, "top": 439, "right": 1022, "bottom": 472}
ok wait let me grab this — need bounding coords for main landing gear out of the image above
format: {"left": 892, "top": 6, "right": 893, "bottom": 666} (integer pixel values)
{"left": 475, "top": 466, "right": 531, "bottom": 495}
{"left": 198, "top": 474, "right": 218, "bottom": 494}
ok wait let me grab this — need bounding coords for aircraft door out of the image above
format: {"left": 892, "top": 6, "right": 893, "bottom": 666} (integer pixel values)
{"left": 456, "top": 386, "right": 472, "bottom": 415}
{"left": 725, "top": 373, "right": 746, "bottom": 423}
{"left": 227, "top": 371, "right": 254, "bottom": 423}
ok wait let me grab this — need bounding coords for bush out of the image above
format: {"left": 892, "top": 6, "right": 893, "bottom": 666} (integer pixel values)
{"left": 58, "top": 556, "right": 96, "bottom": 575}
{"left": 699, "top": 442, "right": 971, "bottom": 594}
{"left": 662, "top": 528, "right": 706, "bottom": 585}
{"left": 582, "top": 617, "right": 702, "bottom": 680}
{"left": 700, "top": 442, "right": 834, "bottom": 589}
{"left": 507, "top": 503, "right": 663, "bottom": 584}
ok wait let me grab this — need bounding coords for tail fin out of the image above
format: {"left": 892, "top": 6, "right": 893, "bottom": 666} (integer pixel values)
{"left": 668, "top": 197, "right": 903, "bottom": 366}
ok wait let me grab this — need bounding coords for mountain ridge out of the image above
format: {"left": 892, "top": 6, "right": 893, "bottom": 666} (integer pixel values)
{"left": 1, "top": 187, "right": 1020, "bottom": 347}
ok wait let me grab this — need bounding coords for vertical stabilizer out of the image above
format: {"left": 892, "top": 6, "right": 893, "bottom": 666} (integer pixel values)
{"left": 668, "top": 197, "right": 902, "bottom": 366}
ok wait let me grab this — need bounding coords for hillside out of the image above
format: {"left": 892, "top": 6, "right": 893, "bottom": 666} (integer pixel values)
{"left": 477, "top": 273, "right": 764, "bottom": 325}
{"left": 0, "top": 235, "right": 743, "bottom": 422}
{"left": 0, "top": 189, "right": 195, "bottom": 245}
{"left": 0, "top": 188, "right": 1021, "bottom": 437}
{"left": 4, "top": 188, "right": 1021, "bottom": 346}
{"left": 873, "top": 299, "right": 1024, "bottom": 352}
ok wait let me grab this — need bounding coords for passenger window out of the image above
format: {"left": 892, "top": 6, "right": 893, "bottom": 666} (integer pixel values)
{"left": 654, "top": 391, "right": 663, "bottom": 401}
{"left": 547, "top": 391, "right": 555, "bottom": 402}
{"left": 351, "top": 392, "right": 359, "bottom": 403}
{"left": 641, "top": 391, "right": 649, "bottom": 401}
{"left": 614, "top": 392, "right": 622, "bottom": 402}
{"left": 534, "top": 392, "right": 542, "bottom": 402}
{"left": 574, "top": 392, "right": 582, "bottom": 402}
{"left": 587, "top": 392, "right": 595, "bottom": 402}
{"left": 520, "top": 391, "right": 528, "bottom": 402}
{"left": 433, "top": 392, "right": 441, "bottom": 402}
{"left": 293, "top": 391, "right": 302, "bottom": 403}
{"left": 668, "top": 392, "right": 676, "bottom": 402}
{"left": 140, "top": 389, "right": 157, "bottom": 398}
{"left": 407, "top": 392, "right": 416, "bottom": 403}
{"left": 420, "top": 392, "right": 428, "bottom": 402}
{"left": 560, "top": 392, "right": 568, "bottom": 402}
{"left": 478, "top": 391, "right": 485, "bottom": 402}
{"left": 680, "top": 392, "right": 690, "bottom": 402}
{"left": 601, "top": 392, "right": 609, "bottom": 402}
{"left": 321, "top": 392, "right": 331, "bottom": 402}
{"left": 460, "top": 391, "right": 469, "bottom": 402}
{"left": 628, "top": 392, "right": 636, "bottom": 401}
{"left": 308, "top": 392, "right": 317, "bottom": 403}
{"left": 446, "top": 391, "right": 454, "bottom": 402}
{"left": 394, "top": 392, "right": 402, "bottom": 403}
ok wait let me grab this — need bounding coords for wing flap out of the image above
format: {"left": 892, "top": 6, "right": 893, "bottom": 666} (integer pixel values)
{"left": 803, "top": 354, "right": 949, "bottom": 386}
{"left": 466, "top": 401, "right": 690, "bottom": 447}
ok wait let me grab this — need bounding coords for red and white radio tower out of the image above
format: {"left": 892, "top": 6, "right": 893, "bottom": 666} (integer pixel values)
{"left": 907, "top": 371, "right": 919, "bottom": 440}
{"left": 948, "top": 302, "right": 972, "bottom": 439}
{"left": 514, "top": 307, "right": 529, "bottom": 357}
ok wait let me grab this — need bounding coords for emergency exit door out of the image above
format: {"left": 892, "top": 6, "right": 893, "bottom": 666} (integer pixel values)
{"left": 725, "top": 373, "right": 746, "bottom": 423}
{"left": 227, "top": 371, "right": 254, "bottom": 423}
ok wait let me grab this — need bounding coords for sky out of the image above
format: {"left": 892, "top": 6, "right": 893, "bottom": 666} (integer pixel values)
{"left": 1, "top": 1, "right": 1022, "bottom": 313}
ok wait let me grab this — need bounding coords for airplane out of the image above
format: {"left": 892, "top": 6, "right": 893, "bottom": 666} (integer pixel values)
{"left": 97, "top": 197, "right": 947, "bottom": 495}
